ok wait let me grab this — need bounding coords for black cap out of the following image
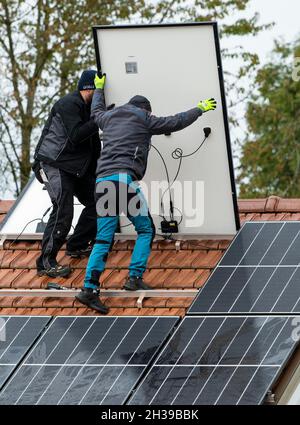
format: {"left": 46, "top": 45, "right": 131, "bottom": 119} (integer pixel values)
{"left": 77, "top": 69, "right": 97, "bottom": 91}
{"left": 129, "top": 95, "right": 152, "bottom": 112}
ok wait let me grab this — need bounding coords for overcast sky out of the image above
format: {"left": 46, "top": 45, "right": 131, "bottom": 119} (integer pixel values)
{"left": 221, "top": 0, "right": 300, "bottom": 163}
{"left": 240, "top": 0, "right": 299, "bottom": 62}
{"left": 222, "top": 0, "right": 299, "bottom": 83}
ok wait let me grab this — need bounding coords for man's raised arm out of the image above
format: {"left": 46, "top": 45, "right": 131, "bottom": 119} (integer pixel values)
{"left": 91, "top": 73, "right": 107, "bottom": 129}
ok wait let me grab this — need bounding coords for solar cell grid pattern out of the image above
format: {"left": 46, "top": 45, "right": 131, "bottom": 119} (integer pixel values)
{"left": 188, "top": 222, "right": 300, "bottom": 314}
{"left": 0, "top": 316, "right": 178, "bottom": 405}
{"left": 129, "top": 315, "right": 299, "bottom": 405}
{"left": 0, "top": 316, "right": 50, "bottom": 389}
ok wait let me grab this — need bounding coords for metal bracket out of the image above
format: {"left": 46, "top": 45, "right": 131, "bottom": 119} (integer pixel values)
{"left": 265, "top": 390, "right": 276, "bottom": 405}
{"left": 136, "top": 292, "right": 146, "bottom": 309}
{"left": 175, "top": 240, "right": 181, "bottom": 252}
{"left": 0, "top": 234, "right": 7, "bottom": 249}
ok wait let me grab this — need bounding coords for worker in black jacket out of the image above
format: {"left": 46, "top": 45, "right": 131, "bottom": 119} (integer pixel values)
{"left": 76, "top": 73, "right": 217, "bottom": 314}
{"left": 33, "top": 69, "right": 101, "bottom": 278}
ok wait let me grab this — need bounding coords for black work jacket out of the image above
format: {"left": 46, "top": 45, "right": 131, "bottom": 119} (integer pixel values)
{"left": 34, "top": 91, "right": 100, "bottom": 177}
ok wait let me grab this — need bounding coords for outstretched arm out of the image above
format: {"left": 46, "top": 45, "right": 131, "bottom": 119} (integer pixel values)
{"left": 147, "top": 108, "right": 202, "bottom": 135}
{"left": 147, "top": 98, "right": 217, "bottom": 136}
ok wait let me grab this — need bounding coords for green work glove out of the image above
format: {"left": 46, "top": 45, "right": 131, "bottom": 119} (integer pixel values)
{"left": 197, "top": 98, "right": 217, "bottom": 112}
{"left": 94, "top": 73, "right": 106, "bottom": 89}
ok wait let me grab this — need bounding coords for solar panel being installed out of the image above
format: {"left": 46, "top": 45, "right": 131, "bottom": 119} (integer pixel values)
{"left": 0, "top": 316, "right": 50, "bottom": 389}
{"left": 129, "top": 315, "right": 300, "bottom": 405}
{"left": 188, "top": 222, "right": 300, "bottom": 315}
{"left": 0, "top": 316, "right": 178, "bottom": 405}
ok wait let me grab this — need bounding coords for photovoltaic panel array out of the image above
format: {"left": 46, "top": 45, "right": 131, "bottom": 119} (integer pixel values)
{"left": 0, "top": 316, "right": 50, "bottom": 389}
{"left": 0, "top": 316, "right": 178, "bottom": 405}
{"left": 188, "top": 222, "right": 300, "bottom": 315}
{"left": 129, "top": 315, "right": 300, "bottom": 405}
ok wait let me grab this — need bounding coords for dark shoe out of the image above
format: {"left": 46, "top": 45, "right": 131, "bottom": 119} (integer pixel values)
{"left": 124, "top": 276, "right": 152, "bottom": 291}
{"left": 66, "top": 245, "right": 93, "bottom": 258}
{"left": 75, "top": 287, "right": 109, "bottom": 314}
{"left": 37, "top": 264, "right": 72, "bottom": 278}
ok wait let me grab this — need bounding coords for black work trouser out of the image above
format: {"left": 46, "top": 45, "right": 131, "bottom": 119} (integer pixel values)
{"left": 36, "top": 163, "right": 97, "bottom": 270}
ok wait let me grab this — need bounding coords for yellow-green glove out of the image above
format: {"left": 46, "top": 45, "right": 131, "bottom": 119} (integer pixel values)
{"left": 197, "top": 98, "right": 217, "bottom": 112}
{"left": 94, "top": 73, "right": 106, "bottom": 89}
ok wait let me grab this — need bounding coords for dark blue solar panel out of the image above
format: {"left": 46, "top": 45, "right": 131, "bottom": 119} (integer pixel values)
{"left": 0, "top": 316, "right": 178, "bottom": 405}
{"left": 189, "top": 222, "right": 300, "bottom": 314}
{"left": 129, "top": 316, "right": 299, "bottom": 405}
{"left": 0, "top": 316, "right": 50, "bottom": 388}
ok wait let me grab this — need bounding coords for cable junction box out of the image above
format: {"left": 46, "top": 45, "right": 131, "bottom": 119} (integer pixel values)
{"left": 161, "top": 220, "right": 179, "bottom": 234}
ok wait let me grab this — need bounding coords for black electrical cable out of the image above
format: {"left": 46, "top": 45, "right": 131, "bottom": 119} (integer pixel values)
{"left": 0, "top": 206, "right": 53, "bottom": 269}
{"left": 161, "top": 133, "right": 208, "bottom": 222}
{"left": 150, "top": 144, "right": 173, "bottom": 221}
{"left": 120, "top": 221, "right": 132, "bottom": 228}
{"left": 152, "top": 129, "right": 211, "bottom": 223}
{"left": 172, "top": 206, "right": 184, "bottom": 225}
{"left": 41, "top": 206, "right": 52, "bottom": 220}
{"left": 167, "top": 133, "right": 209, "bottom": 199}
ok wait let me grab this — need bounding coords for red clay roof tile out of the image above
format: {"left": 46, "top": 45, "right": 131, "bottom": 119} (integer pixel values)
{"left": 10, "top": 269, "right": 46, "bottom": 289}
{"left": 1, "top": 195, "right": 300, "bottom": 316}
{"left": 0, "top": 200, "right": 14, "bottom": 213}
{"left": 237, "top": 197, "right": 300, "bottom": 214}
{"left": 162, "top": 250, "right": 199, "bottom": 268}
{"left": 42, "top": 297, "right": 75, "bottom": 308}
{"left": 143, "top": 297, "right": 168, "bottom": 308}
{"left": 165, "top": 297, "right": 193, "bottom": 308}
{"left": 102, "top": 269, "right": 128, "bottom": 288}
{"left": 106, "top": 250, "right": 131, "bottom": 268}
{"left": 163, "top": 269, "right": 199, "bottom": 288}
{"left": 3, "top": 241, "right": 41, "bottom": 251}
{"left": 12, "top": 296, "right": 44, "bottom": 308}
{"left": 238, "top": 199, "right": 267, "bottom": 213}
{"left": 0, "top": 269, "right": 23, "bottom": 288}
{"left": 0, "top": 250, "right": 24, "bottom": 268}
{"left": 103, "top": 297, "right": 137, "bottom": 308}
{"left": 194, "top": 269, "right": 211, "bottom": 288}
{"left": 0, "top": 307, "right": 26, "bottom": 315}
{"left": 187, "top": 240, "right": 220, "bottom": 250}
{"left": 147, "top": 250, "right": 169, "bottom": 268}
{"left": 276, "top": 198, "right": 300, "bottom": 212}
{"left": 191, "top": 250, "right": 223, "bottom": 268}
{"left": 218, "top": 240, "right": 231, "bottom": 250}
{"left": 143, "top": 269, "right": 169, "bottom": 288}
{"left": 10, "top": 250, "right": 40, "bottom": 269}
{"left": 112, "top": 240, "right": 130, "bottom": 251}
{"left": 0, "top": 296, "right": 17, "bottom": 307}
{"left": 59, "top": 269, "right": 85, "bottom": 288}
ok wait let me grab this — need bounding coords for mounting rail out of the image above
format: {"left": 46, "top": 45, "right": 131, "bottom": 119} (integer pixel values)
{"left": 0, "top": 289, "right": 198, "bottom": 309}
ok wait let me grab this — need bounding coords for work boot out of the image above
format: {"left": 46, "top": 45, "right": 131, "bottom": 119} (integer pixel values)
{"left": 75, "top": 287, "right": 109, "bottom": 315}
{"left": 37, "top": 264, "right": 72, "bottom": 278}
{"left": 66, "top": 245, "right": 93, "bottom": 258}
{"left": 124, "top": 276, "right": 152, "bottom": 291}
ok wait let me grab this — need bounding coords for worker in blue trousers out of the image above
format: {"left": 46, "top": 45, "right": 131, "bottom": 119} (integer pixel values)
{"left": 75, "top": 73, "right": 217, "bottom": 314}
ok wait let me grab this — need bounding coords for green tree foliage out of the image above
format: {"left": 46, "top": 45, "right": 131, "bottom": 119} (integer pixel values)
{"left": 0, "top": 0, "right": 270, "bottom": 196}
{"left": 238, "top": 39, "right": 300, "bottom": 198}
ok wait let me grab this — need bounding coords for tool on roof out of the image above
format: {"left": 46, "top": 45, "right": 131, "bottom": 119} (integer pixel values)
{"left": 46, "top": 282, "right": 70, "bottom": 291}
